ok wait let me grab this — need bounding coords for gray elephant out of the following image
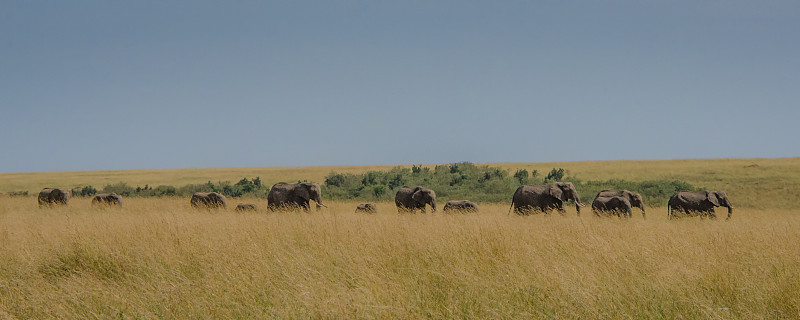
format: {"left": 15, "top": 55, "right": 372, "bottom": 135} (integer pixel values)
{"left": 591, "top": 196, "right": 632, "bottom": 218}
{"left": 38, "top": 188, "right": 72, "bottom": 207}
{"left": 235, "top": 203, "right": 258, "bottom": 212}
{"left": 355, "top": 203, "right": 377, "bottom": 214}
{"left": 92, "top": 193, "right": 123, "bottom": 207}
{"left": 190, "top": 192, "right": 227, "bottom": 209}
{"left": 395, "top": 186, "right": 437, "bottom": 213}
{"left": 594, "top": 189, "right": 645, "bottom": 218}
{"left": 510, "top": 182, "right": 584, "bottom": 215}
{"left": 267, "top": 182, "right": 326, "bottom": 211}
{"left": 668, "top": 191, "right": 734, "bottom": 220}
{"left": 443, "top": 200, "right": 479, "bottom": 213}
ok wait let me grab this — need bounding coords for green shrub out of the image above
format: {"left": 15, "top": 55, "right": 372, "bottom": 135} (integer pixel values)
{"left": 320, "top": 163, "right": 698, "bottom": 205}
{"left": 544, "top": 168, "right": 565, "bottom": 182}
{"left": 72, "top": 185, "right": 98, "bottom": 197}
{"left": 513, "top": 169, "right": 529, "bottom": 184}
{"left": 102, "top": 183, "right": 134, "bottom": 197}
{"left": 7, "top": 190, "right": 29, "bottom": 197}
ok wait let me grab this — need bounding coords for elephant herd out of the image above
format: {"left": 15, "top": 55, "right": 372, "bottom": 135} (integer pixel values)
{"left": 34, "top": 181, "right": 735, "bottom": 220}
{"left": 38, "top": 188, "right": 123, "bottom": 207}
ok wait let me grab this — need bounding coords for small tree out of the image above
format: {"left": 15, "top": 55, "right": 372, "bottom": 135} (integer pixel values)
{"left": 325, "top": 173, "right": 346, "bottom": 187}
{"left": 545, "top": 168, "right": 566, "bottom": 182}
{"left": 373, "top": 185, "right": 387, "bottom": 198}
{"left": 72, "top": 186, "right": 93, "bottom": 197}
{"left": 513, "top": 169, "right": 529, "bottom": 184}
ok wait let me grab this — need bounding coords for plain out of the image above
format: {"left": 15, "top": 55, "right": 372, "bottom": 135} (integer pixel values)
{"left": 1, "top": 158, "right": 799, "bottom": 319}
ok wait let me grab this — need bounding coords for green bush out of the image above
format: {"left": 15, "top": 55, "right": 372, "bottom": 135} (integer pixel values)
{"left": 51, "top": 170, "right": 697, "bottom": 207}
{"left": 102, "top": 183, "right": 134, "bottom": 197}
{"left": 321, "top": 163, "right": 698, "bottom": 206}
{"left": 7, "top": 191, "right": 29, "bottom": 197}
{"left": 544, "top": 168, "right": 566, "bottom": 182}
{"left": 92, "top": 177, "right": 270, "bottom": 198}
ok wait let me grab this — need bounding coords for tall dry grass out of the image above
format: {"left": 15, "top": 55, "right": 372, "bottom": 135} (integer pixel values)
{"left": 1, "top": 196, "right": 798, "bottom": 319}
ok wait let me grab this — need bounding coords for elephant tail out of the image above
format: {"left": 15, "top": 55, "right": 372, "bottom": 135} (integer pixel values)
{"left": 507, "top": 202, "right": 514, "bottom": 215}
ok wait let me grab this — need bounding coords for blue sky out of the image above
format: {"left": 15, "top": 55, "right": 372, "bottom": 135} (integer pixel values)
{"left": 1, "top": 1, "right": 798, "bottom": 173}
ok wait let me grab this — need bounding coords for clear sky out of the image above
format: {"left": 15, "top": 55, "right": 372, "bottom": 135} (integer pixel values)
{"left": 1, "top": 1, "right": 798, "bottom": 173}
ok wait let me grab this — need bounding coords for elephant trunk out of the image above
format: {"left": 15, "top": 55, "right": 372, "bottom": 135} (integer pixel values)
{"left": 573, "top": 194, "right": 584, "bottom": 216}
{"left": 430, "top": 199, "right": 437, "bottom": 213}
{"left": 313, "top": 192, "right": 326, "bottom": 209}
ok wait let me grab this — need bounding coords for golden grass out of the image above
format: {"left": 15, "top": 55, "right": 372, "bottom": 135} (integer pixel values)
{"left": 1, "top": 196, "right": 798, "bottom": 319}
{"left": 2, "top": 157, "right": 798, "bottom": 209}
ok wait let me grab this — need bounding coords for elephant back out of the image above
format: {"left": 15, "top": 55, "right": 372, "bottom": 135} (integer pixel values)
{"left": 355, "top": 203, "right": 377, "bottom": 213}
{"left": 38, "top": 188, "right": 70, "bottom": 206}
{"left": 443, "top": 200, "right": 478, "bottom": 213}
{"left": 267, "top": 183, "right": 292, "bottom": 201}
{"left": 235, "top": 203, "right": 258, "bottom": 212}
{"left": 191, "top": 192, "right": 226, "bottom": 209}
{"left": 92, "top": 193, "right": 123, "bottom": 206}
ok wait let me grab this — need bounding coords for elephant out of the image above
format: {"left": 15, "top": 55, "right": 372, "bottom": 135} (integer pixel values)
{"left": 395, "top": 186, "right": 437, "bottom": 213}
{"left": 355, "top": 203, "right": 377, "bottom": 214}
{"left": 594, "top": 189, "right": 645, "bottom": 218}
{"left": 38, "top": 188, "right": 72, "bottom": 207}
{"left": 668, "top": 190, "right": 734, "bottom": 220}
{"left": 591, "top": 196, "right": 632, "bottom": 218}
{"left": 510, "top": 182, "right": 584, "bottom": 215}
{"left": 267, "top": 182, "right": 326, "bottom": 211}
{"left": 443, "top": 200, "right": 479, "bottom": 213}
{"left": 91, "top": 193, "right": 123, "bottom": 207}
{"left": 235, "top": 203, "right": 258, "bottom": 212}
{"left": 190, "top": 192, "right": 227, "bottom": 209}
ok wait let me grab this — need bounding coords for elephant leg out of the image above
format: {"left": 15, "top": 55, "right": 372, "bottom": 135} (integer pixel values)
{"left": 556, "top": 203, "right": 566, "bottom": 216}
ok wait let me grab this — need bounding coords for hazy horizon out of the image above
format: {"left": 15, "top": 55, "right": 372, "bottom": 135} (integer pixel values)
{"left": 2, "top": 1, "right": 798, "bottom": 173}
{"left": 3, "top": 156, "right": 792, "bottom": 174}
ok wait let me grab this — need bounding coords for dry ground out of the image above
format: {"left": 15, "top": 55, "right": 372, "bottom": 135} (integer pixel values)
{"left": 1, "top": 197, "right": 798, "bottom": 319}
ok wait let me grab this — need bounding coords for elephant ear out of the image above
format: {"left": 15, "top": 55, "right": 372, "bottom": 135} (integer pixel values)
{"left": 706, "top": 191, "right": 720, "bottom": 206}
{"left": 295, "top": 184, "right": 312, "bottom": 199}
{"left": 412, "top": 190, "right": 425, "bottom": 203}
{"left": 547, "top": 184, "right": 565, "bottom": 201}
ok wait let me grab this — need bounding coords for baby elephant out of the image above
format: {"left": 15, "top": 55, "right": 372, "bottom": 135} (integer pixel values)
{"left": 592, "top": 196, "right": 632, "bottom": 218}
{"left": 355, "top": 203, "right": 377, "bottom": 214}
{"left": 92, "top": 193, "right": 123, "bottom": 207}
{"left": 235, "top": 203, "right": 258, "bottom": 212}
{"left": 443, "top": 200, "right": 479, "bottom": 213}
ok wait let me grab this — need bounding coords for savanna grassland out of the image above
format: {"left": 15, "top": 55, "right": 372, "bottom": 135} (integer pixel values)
{"left": 1, "top": 158, "right": 799, "bottom": 319}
